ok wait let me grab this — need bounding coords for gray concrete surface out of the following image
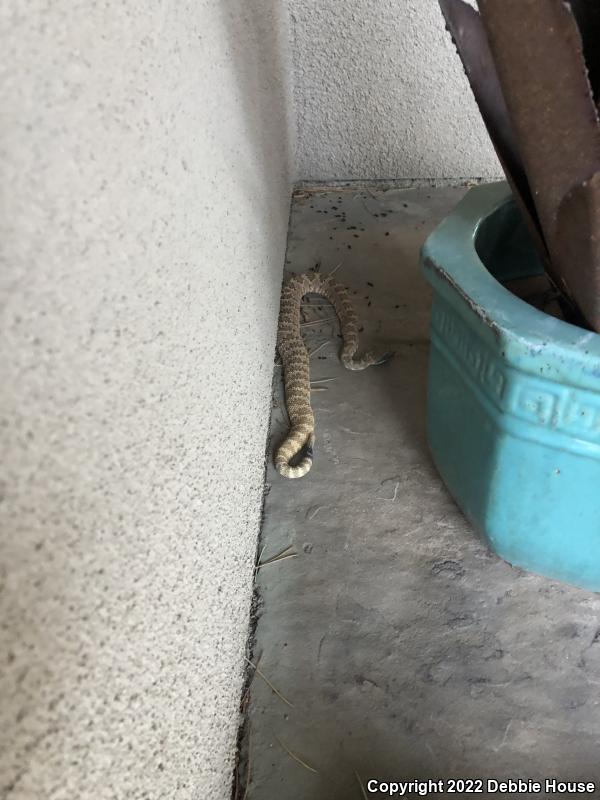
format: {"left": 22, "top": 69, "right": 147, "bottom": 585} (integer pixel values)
{"left": 288, "top": 0, "right": 502, "bottom": 181}
{"left": 240, "top": 186, "right": 600, "bottom": 799}
{"left": 0, "top": 2, "right": 292, "bottom": 798}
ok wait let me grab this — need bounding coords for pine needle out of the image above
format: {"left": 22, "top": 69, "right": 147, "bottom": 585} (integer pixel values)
{"left": 310, "top": 377, "right": 336, "bottom": 384}
{"left": 275, "top": 736, "right": 319, "bottom": 774}
{"left": 244, "top": 657, "right": 294, "bottom": 708}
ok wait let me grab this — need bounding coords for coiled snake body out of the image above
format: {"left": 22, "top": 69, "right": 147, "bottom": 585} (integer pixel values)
{"left": 275, "top": 271, "right": 392, "bottom": 479}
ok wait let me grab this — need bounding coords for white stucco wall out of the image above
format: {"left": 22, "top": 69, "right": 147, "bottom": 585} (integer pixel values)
{"left": 289, "top": 0, "right": 502, "bottom": 181}
{"left": 0, "top": 2, "right": 292, "bottom": 798}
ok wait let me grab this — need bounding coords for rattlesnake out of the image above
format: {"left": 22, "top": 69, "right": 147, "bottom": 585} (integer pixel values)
{"left": 275, "top": 270, "right": 392, "bottom": 479}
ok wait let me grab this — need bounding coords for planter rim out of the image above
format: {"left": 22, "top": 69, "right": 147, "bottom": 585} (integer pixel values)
{"left": 421, "top": 181, "right": 600, "bottom": 391}
{"left": 421, "top": 181, "right": 600, "bottom": 590}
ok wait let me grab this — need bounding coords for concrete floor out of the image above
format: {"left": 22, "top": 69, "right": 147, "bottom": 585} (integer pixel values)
{"left": 239, "top": 186, "right": 600, "bottom": 799}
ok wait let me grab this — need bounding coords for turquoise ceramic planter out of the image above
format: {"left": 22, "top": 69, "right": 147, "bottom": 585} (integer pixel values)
{"left": 421, "top": 182, "right": 600, "bottom": 590}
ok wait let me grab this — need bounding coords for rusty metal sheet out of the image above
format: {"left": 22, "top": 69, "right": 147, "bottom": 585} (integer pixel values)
{"left": 477, "top": 0, "right": 600, "bottom": 243}
{"left": 568, "top": 0, "right": 600, "bottom": 104}
{"left": 555, "top": 171, "right": 600, "bottom": 330}
{"left": 438, "top": 0, "right": 548, "bottom": 257}
{"left": 438, "top": 0, "right": 548, "bottom": 260}
{"left": 478, "top": 0, "right": 600, "bottom": 305}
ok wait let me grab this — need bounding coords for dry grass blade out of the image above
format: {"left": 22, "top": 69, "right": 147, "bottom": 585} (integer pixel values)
{"left": 275, "top": 736, "right": 319, "bottom": 774}
{"left": 300, "top": 316, "right": 337, "bottom": 327}
{"left": 326, "top": 261, "right": 343, "bottom": 279}
{"left": 259, "top": 544, "right": 294, "bottom": 562}
{"left": 254, "top": 544, "right": 267, "bottom": 574}
{"left": 255, "top": 544, "right": 267, "bottom": 568}
{"left": 354, "top": 770, "right": 368, "bottom": 800}
{"left": 307, "top": 505, "right": 324, "bottom": 520}
{"left": 310, "top": 377, "right": 336, "bottom": 384}
{"left": 256, "top": 553, "right": 298, "bottom": 571}
{"left": 256, "top": 544, "right": 298, "bottom": 571}
{"left": 377, "top": 481, "right": 399, "bottom": 502}
{"left": 308, "top": 342, "right": 329, "bottom": 358}
{"left": 244, "top": 657, "right": 294, "bottom": 708}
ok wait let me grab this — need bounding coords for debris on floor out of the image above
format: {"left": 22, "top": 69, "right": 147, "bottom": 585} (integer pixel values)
{"left": 238, "top": 185, "right": 600, "bottom": 800}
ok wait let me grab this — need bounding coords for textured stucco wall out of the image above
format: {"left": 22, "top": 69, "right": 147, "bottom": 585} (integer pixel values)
{"left": 0, "top": 2, "right": 292, "bottom": 798}
{"left": 289, "top": 0, "right": 502, "bottom": 181}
